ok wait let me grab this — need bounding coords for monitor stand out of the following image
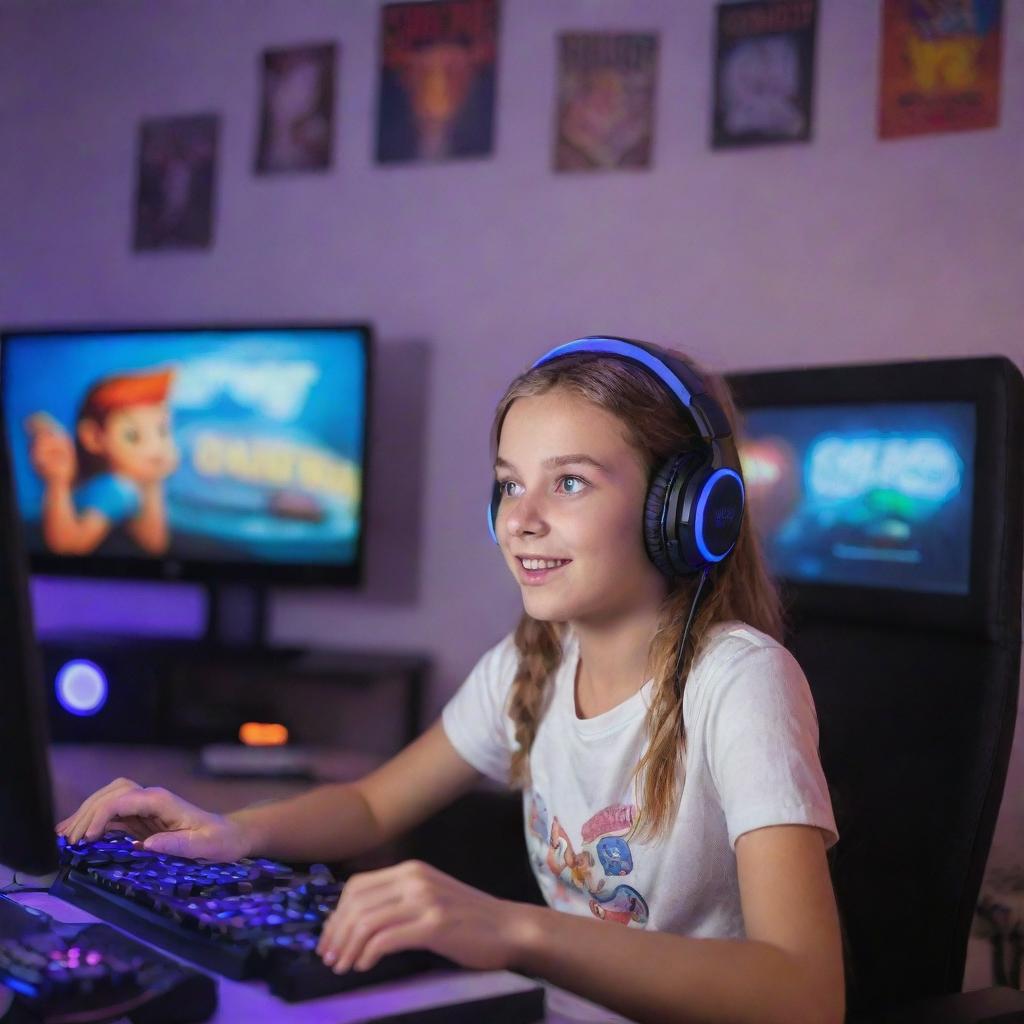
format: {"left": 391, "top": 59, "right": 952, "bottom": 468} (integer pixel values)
{"left": 202, "top": 582, "right": 269, "bottom": 652}
{"left": 198, "top": 582, "right": 315, "bottom": 776}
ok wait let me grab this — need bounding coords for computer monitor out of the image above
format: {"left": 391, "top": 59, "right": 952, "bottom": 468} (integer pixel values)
{"left": 0, "top": 394, "right": 58, "bottom": 876}
{"left": 738, "top": 400, "right": 974, "bottom": 595}
{"left": 725, "top": 356, "right": 1013, "bottom": 636}
{"left": 0, "top": 324, "right": 372, "bottom": 588}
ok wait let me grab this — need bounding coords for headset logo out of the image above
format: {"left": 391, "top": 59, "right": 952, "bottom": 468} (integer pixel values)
{"left": 714, "top": 507, "right": 737, "bottom": 528}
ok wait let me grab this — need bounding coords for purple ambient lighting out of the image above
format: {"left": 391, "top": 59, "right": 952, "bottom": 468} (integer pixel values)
{"left": 55, "top": 660, "right": 108, "bottom": 716}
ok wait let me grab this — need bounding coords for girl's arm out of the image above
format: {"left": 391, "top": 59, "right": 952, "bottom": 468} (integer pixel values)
{"left": 59, "top": 721, "right": 483, "bottom": 865}
{"left": 319, "top": 822, "right": 844, "bottom": 1024}
{"left": 229, "top": 720, "right": 482, "bottom": 862}
{"left": 511, "top": 823, "right": 844, "bottom": 1024}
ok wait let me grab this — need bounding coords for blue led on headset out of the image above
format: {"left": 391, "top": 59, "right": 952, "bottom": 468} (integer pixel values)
{"left": 487, "top": 501, "right": 498, "bottom": 545}
{"left": 532, "top": 338, "right": 695, "bottom": 410}
{"left": 694, "top": 468, "right": 744, "bottom": 563}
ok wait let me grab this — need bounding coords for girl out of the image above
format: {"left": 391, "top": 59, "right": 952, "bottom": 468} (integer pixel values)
{"left": 56, "top": 337, "right": 845, "bottom": 1024}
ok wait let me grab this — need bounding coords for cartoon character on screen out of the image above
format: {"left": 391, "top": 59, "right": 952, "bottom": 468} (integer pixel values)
{"left": 24, "top": 367, "right": 179, "bottom": 556}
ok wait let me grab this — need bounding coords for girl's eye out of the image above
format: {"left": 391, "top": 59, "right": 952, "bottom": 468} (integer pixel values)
{"left": 123, "top": 428, "right": 140, "bottom": 444}
{"left": 498, "top": 480, "right": 522, "bottom": 498}
{"left": 559, "top": 475, "right": 586, "bottom": 494}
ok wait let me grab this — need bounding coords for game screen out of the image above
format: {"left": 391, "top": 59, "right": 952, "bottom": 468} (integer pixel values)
{"left": 1, "top": 329, "right": 368, "bottom": 570}
{"left": 737, "top": 402, "right": 975, "bottom": 595}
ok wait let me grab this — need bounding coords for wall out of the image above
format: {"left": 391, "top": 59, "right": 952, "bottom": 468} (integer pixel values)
{"left": 0, "top": 0, "right": 1021, "bottom": 865}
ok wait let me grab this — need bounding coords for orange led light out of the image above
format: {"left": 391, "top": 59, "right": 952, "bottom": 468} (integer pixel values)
{"left": 239, "top": 722, "right": 289, "bottom": 747}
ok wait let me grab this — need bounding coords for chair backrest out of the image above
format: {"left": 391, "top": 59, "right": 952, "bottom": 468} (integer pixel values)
{"left": 728, "top": 356, "right": 1023, "bottom": 1015}
{"left": 789, "top": 621, "right": 1019, "bottom": 1013}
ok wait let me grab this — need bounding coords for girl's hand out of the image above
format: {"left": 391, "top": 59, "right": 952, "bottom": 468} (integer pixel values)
{"left": 55, "top": 777, "right": 253, "bottom": 861}
{"left": 316, "top": 860, "right": 533, "bottom": 975}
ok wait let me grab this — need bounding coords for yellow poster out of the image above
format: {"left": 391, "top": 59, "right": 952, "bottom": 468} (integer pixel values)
{"left": 879, "top": 0, "right": 1002, "bottom": 139}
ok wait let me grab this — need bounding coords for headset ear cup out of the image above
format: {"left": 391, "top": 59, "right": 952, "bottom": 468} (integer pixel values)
{"left": 644, "top": 458, "right": 680, "bottom": 577}
{"left": 644, "top": 451, "right": 707, "bottom": 577}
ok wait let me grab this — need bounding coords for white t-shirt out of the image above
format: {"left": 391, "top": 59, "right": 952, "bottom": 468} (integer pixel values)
{"left": 441, "top": 620, "right": 838, "bottom": 938}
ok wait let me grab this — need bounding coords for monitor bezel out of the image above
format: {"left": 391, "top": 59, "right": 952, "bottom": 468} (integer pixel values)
{"left": 725, "top": 357, "right": 1010, "bottom": 636}
{"left": 0, "top": 322, "right": 374, "bottom": 588}
{"left": 0, "top": 394, "right": 57, "bottom": 875}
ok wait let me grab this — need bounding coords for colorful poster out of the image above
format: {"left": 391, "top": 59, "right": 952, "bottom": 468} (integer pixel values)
{"left": 133, "top": 114, "right": 219, "bottom": 250}
{"left": 554, "top": 33, "right": 658, "bottom": 172}
{"left": 376, "top": 0, "right": 499, "bottom": 164}
{"left": 878, "top": 0, "right": 1002, "bottom": 139}
{"left": 711, "top": 0, "right": 817, "bottom": 149}
{"left": 255, "top": 43, "right": 337, "bottom": 173}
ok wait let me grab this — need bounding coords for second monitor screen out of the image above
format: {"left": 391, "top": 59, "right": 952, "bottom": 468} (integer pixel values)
{"left": 738, "top": 401, "right": 976, "bottom": 596}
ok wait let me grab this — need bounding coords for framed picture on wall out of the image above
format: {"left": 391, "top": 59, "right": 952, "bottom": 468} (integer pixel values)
{"left": 878, "top": 0, "right": 1002, "bottom": 139}
{"left": 133, "top": 114, "right": 219, "bottom": 251}
{"left": 255, "top": 42, "right": 337, "bottom": 173}
{"left": 376, "top": 0, "right": 499, "bottom": 164}
{"left": 711, "top": 0, "right": 818, "bottom": 149}
{"left": 553, "top": 32, "right": 659, "bottom": 172}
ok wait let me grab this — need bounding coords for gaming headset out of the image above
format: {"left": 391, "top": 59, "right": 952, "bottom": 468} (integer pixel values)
{"left": 487, "top": 336, "right": 745, "bottom": 580}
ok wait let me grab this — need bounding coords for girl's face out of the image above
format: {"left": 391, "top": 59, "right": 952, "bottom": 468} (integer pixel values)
{"left": 494, "top": 389, "right": 668, "bottom": 626}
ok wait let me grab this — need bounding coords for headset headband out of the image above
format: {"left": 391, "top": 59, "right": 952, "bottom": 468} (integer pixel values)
{"left": 531, "top": 336, "right": 740, "bottom": 473}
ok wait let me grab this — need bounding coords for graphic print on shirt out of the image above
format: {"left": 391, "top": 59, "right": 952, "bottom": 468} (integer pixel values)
{"left": 525, "top": 789, "right": 650, "bottom": 927}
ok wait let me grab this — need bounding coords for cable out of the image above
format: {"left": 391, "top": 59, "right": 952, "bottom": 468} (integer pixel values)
{"left": 672, "top": 567, "right": 711, "bottom": 699}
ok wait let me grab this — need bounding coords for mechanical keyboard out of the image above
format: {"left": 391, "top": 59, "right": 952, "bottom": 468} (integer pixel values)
{"left": 0, "top": 892, "right": 217, "bottom": 1024}
{"left": 51, "top": 832, "right": 449, "bottom": 1002}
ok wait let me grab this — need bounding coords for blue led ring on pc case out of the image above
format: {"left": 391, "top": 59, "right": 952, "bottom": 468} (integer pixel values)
{"left": 54, "top": 659, "right": 109, "bottom": 716}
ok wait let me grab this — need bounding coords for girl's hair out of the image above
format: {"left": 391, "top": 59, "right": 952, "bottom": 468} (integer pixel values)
{"left": 492, "top": 348, "right": 787, "bottom": 842}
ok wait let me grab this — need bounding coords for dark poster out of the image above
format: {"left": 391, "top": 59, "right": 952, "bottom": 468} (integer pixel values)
{"left": 376, "top": 0, "right": 499, "bottom": 164}
{"left": 711, "top": 0, "right": 817, "bottom": 149}
{"left": 256, "top": 43, "right": 337, "bottom": 173}
{"left": 134, "top": 114, "right": 219, "bottom": 251}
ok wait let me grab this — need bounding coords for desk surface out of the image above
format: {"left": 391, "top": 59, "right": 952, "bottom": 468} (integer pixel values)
{"left": 2, "top": 883, "right": 633, "bottom": 1024}
{"left": 48, "top": 743, "right": 381, "bottom": 817}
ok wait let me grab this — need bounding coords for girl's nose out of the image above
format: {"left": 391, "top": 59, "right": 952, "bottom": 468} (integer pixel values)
{"left": 504, "top": 494, "right": 548, "bottom": 538}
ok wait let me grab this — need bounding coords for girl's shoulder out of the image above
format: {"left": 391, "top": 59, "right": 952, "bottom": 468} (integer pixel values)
{"left": 687, "top": 619, "right": 796, "bottom": 701}
{"left": 468, "top": 631, "right": 520, "bottom": 688}
{"left": 699, "top": 619, "right": 784, "bottom": 659}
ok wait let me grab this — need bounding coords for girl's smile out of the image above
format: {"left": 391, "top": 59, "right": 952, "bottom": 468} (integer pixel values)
{"left": 514, "top": 555, "right": 573, "bottom": 585}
